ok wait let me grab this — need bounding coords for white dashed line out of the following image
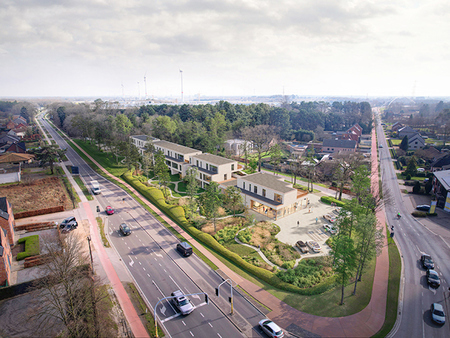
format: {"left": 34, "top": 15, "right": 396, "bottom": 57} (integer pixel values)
{"left": 190, "top": 332, "right": 194, "bottom": 337}
{"left": 143, "top": 268, "right": 146, "bottom": 271}
{"left": 182, "top": 321, "right": 186, "bottom": 326}
{"left": 200, "top": 312, "right": 204, "bottom": 317}
{"left": 208, "top": 322, "right": 213, "bottom": 328}
{"left": 147, "top": 274, "right": 150, "bottom": 277}
{"left": 139, "top": 262, "right": 142, "bottom": 265}
{"left": 164, "top": 269, "right": 167, "bottom": 273}
{"left": 217, "top": 334, "right": 222, "bottom": 338}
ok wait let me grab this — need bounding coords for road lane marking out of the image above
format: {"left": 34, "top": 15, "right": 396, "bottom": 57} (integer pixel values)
{"left": 208, "top": 323, "right": 213, "bottom": 328}
{"left": 129, "top": 257, "right": 134, "bottom": 267}
{"left": 143, "top": 267, "right": 146, "bottom": 271}
{"left": 147, "top": 273, "right": 150, "bottom": 277}
{"left": 189, "top": 331, "right": 194, "bottom": 336}
{"left": 164, "top": 269, "right": 167, "bottom": 273}
{"left": 139, "top": 262, "right": 142, "bottom": 265}
{"left": 182, "top": 321, "right": 186, "bottom": 326}
{"left": 217, "top": 334, "right": 222, "bottom": 338}
{"left": 200, "top": 312, "right": 204, "bottom": 317}
{"left": 159, "top": 263, "right": 162, "bottom": 267}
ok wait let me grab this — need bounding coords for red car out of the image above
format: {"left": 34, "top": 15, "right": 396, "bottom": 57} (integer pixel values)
{"left": 106, "top": 206, "right": 114, "bottom": 215}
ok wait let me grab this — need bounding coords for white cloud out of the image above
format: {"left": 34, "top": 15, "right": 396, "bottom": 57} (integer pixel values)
{"left": 0, "top": 0, "right": 449, "bottom": 97}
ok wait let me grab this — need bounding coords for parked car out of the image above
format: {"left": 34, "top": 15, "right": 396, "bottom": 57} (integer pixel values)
{"left": 421, "top": 254, "right": 435, "bottom": 270}
{"left": 295, "top": 240, "right": 309, "bottom": 253}
{"left": 60, "top": 216, "right": 77, "bottom": 229}
{"left": 176, "top": 242, "right": 193, "bottom": 257}
{"left": 416, "top": 205, "right": 430, "bottom": 212}
{"left": 106, "top": 206, "right": 114, "bottom": 215}
{"left": 61, "top": 221, "right": 77, "bottom": 233}
{"left": 324, "top": 224, "right": 337, "bottom": 235}
{"left": 306, "top": 240, "right": 321, "bottom": 253}
{"left": 431, "top": 303, "right": 446, "bottom": 325}
{"left": 426, "top": 269, "right": 441, "bottom": 288}
{"left": 171, "top": 290, "right": 194, "bottom": 315}
{"left": 258, "top": 319, "right": 284, "bottom": 338}
{"left": 379, "top": 144, "right": 383, "bottom": 148}
{"left": 119, "top": 223, "right": 131, "bottom": 236}
{"left": 323, "top": 214, "right": 336, "bottom": 223}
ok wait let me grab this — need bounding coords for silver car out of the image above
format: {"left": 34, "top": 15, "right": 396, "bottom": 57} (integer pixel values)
{"left": 258, "top": 319, "right": 284, "bottom": 338}
{"left": 431, "top": 303, "right": 445, "bottom": 325}
{"left": 171, "top": 290, "right": 194, "bottom": 315}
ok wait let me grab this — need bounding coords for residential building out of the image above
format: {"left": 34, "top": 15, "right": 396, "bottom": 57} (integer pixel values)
{"left": 322, "top": 139, "right": 357, "bottom": 153}
{"left": 153, "top": 140, "right": 202, "bottom": 177}
{"left": 190, "top": 153, "right": 239, "bottom": 188}
{"left": 0, "top": 197, "right": 15, "bottom": 246}
{"left": 431, "top": 153, "right": 450, "bottom": 172}
{"left": 432, "top": 169, "right": 450, "bottom": 212}
{"left": 223, "top": 139, "right": 253, "bottom": 156}
{"left": 130, "top": 135, "right": 159, "bottom": 155}
{"left": 398, "top": 126, "right": 418, "bottom": 139}
{"left": 408, "top": 133, "right": 425, "bottom": 150}
{"left": 0, "top": 227, "right": 12, "bottom": 286}
{"left": 237, "top": 173, "right": 304, "bottom": 220}
{"left": 391, "top": 122, "right": 403, "bottom": 132}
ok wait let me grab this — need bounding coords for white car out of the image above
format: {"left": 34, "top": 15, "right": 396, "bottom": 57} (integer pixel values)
{"left": 324, "top": 224, "right": 337, "bottom": 235}
{"left": 259, "top": 319, "right": 284, "bottom": 338}
{"left": 171, "top": 290, "right": 194, "bottom": 315}
{"left": 323, "top": 214, "right": 336, "bottom": 223}
{"left": 306, "top": 240, "right": 321, "bottom": 253}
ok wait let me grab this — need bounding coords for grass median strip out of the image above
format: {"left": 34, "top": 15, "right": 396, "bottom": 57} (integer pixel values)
{"left": 372, "top": 226, "right": 401, "bottom": 337}
{"left": 73, "top": 175, "right": 94, "bottom": 201}
{"left": 97, "top": 217, "right": 110, "bottom": 248}
{"left": 125, "top": 283, "right": 165, "bottom": 338}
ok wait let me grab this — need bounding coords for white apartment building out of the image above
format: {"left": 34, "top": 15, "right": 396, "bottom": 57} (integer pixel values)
{"left": 189, "top": 153, "right": 239, "bottom": 188}
{"left": 237, "top": 172, "right": 303, "bottom": 220}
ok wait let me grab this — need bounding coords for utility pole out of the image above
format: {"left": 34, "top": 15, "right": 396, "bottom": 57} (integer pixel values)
{"left": 144, "top": 74, "right": 148, "bottom": 100}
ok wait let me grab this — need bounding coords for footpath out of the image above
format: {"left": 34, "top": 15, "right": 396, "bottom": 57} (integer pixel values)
{"left": 66, "top": 126, "right": 389, "bottom": 337}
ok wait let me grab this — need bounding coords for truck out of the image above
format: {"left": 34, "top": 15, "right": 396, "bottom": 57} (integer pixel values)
{"left": 91, "top": 180, "right": 101, "bottom": 195}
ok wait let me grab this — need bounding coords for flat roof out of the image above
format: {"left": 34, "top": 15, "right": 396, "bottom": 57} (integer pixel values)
{"left": 240, "top": 173, "right": 295, "bottom": 193}
{"left": 193, "top": 153, "right": 235, "bottom": 166}
{"left": 153, "top": 140, "right": 201, "bottom": 155}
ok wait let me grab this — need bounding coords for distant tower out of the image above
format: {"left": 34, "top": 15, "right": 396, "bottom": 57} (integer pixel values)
{"left": 137, "top": 82, "right": 140, "bottom": 100}
{"left": 144, "top": 74, "right": 148, "bottom": 100}
{"left": 179, "top": 69, "right": 184, "bottom": 103}
{"left": 121, "top": 83, "right": 124, "bottom": 99}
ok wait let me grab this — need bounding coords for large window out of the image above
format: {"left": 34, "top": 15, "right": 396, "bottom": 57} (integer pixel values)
{"left": 254, "top": 186, "right": 257, "bottom": 194}
{"left": 274, "top": 193, "right": 282, "bottom": 203}
{"left": 262, "top": 189, "right": 266, "bottom": 197}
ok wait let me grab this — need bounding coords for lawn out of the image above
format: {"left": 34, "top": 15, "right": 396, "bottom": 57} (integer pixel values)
{"left": 73, "top": 175, "right": 93, "bottom": 201}
{"left": 73, "top": 139, "right": 128, "bottom": 177}
{"left": 390, "top": 139, "right": 401, "bottom": 146}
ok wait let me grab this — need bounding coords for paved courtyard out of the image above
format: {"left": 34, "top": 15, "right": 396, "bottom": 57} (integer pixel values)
{"left": 251, "top": 192, "right": 338, "bottom": 257}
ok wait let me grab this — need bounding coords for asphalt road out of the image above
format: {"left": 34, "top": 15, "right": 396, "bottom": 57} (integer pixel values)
{"left": 375, "top": 113, "right": 450, "bottom": 337}
{"left": 39, "top": 117, "right": 270, "bottom": 338}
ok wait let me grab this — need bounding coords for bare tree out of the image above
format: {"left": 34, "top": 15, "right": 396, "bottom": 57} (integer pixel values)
{"left": 31, "top": 233, "right": 116, "bottom": 338}
{"left": 242, "top": 125, "right": 275, "bottom": 172}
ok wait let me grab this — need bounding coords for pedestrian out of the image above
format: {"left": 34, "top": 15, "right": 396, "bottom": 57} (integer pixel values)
{"left": 316, "top": 217, "right": 318, "bottom": 223}
{"left": 309, "top": 207, "right": 311, "bottom": 213}
{"left": 297, "top": 220, "right": 299, "bottom": 226}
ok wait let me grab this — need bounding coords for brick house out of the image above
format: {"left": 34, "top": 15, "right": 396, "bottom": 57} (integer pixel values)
{"left": 0, "top": 227, "right": 12, "bottom": 286}
{"left": 0, "top": 197, "right": 15, "bottom": 246}
{"left": 322, "top": 139, "right": 357, "bottom": 153}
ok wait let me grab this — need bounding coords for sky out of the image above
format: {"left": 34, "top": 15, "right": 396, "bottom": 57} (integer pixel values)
{"left": 1, "top": 0, "right": 449, "bottom": 99}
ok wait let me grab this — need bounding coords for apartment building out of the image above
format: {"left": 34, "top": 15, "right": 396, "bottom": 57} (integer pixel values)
{"left": 237, "top": 173, "right": 303, "bottom": 220}
{"left": 190, "top": 153, "right": 239, "bottom": 188}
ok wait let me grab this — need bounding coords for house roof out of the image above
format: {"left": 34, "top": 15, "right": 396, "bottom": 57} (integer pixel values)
{"left": 192, "top": 153, "right": 235, "bottom": 166}
{"left": 398, "top": 126, "right": 416, "bottom": 134}
{"left": 0, "top": 152, "right": 34, "bottom": 163}
{"left": 153, "top": 140, "right": 201, "bottom": 155}
{"left": 131, "top": 135, "right": 150, "bottom": 141}
{"left": 431, "top": 153, "right": 450, "bottom": 169}
{"left": 434, "top": 169, "right": 450, "bottom": 191}
{"left": 322, "top": 139, "right": 357, "bottom": 149}
{"left": 240, "top": 173, "right": 295, "bottom": 193}
{"left": 408, "top": 134, "right": 424, "bottom": 143}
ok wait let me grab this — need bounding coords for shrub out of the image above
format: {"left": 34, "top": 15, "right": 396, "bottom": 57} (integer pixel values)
{"left": 411, "top": 211, "right": 427, "bottom": 217}
{"left": 412, "top": 181, "right": 422, "bottom": 194}
{"left": 17, "top": 235, "right": 40, "bottom": 260}
{"left": 405, "top": 174, "right": 411, "bottom": 180}
{"left": 237, "top": 229, "right": 251, "bottom": 243}
{"left": 427, "top": 212, "right": 438, "bottom": 217}
{"left": 320, "top": 196, "right": 346, "bottom": 207}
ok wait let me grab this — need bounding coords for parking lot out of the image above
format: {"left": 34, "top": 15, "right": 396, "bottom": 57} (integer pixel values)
{"left": 273, "top": 192, "right": 337, "bottom": 257}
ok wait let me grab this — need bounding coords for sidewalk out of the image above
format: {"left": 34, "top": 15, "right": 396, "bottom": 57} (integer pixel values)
{"left": 66, "top": 127, "right": 389, "bottom": 337}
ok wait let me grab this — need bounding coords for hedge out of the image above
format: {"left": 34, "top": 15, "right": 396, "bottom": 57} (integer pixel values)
{"left": 122, "top": 170, "right": 336, "bottom": 295}
{"left": 14, "top": 206, "right": 65, "bottom": 219}
{"left": 320, "top": 196, "right": 346, "bottom": 207}
{"left": 17, "top": 235, "right": 40, "bottom": 261}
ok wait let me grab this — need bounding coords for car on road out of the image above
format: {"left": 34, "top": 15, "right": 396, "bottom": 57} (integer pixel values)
{"left": 379, "top": 144, "right": 383, "bottom": 148}
{"left": 60, "top": 216, "right": 77, "bottom": 229}
{"left": 119, "top": 223, "right": 131, "bottom": 236}
{"left": 323, "top": 214, "right": 336, "bottom": 223}
{"left": 106, "top": 206, "right": 114, "bottom": 215}
{"left": 176, "top": 242, "right": 193, "bottom": 257}
{"left": 259, "top": 319, "right": 284, "bottom": 338}
{"left": 416, "top": 205, "right": 430, "bottom": 212}
{"left": 171, "top": 290, "right": 194, "bottom": 315}
{"left": 421, "top": 254, "right": 435, "bottom": 270}
{"left": 431, "top": 303, "right": 446, "bottom": 325}
{"left": 306, "top": 240, "right": 321, "bottom": 253}
{"left": 295, "top": 240, "right": 309, "bottom": 253}
{"left": 61, "top": 221, "right": 78, "bottom": 233}
{"left": 324, "top": 224, "right": 337, "bottom": 235}
{"left": 426, "top": 269, "right": 440, "bottom": 288}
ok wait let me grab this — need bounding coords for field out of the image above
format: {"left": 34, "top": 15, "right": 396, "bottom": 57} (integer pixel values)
{"left": 0, "top": 176, "right": 72, "bottom": 213}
